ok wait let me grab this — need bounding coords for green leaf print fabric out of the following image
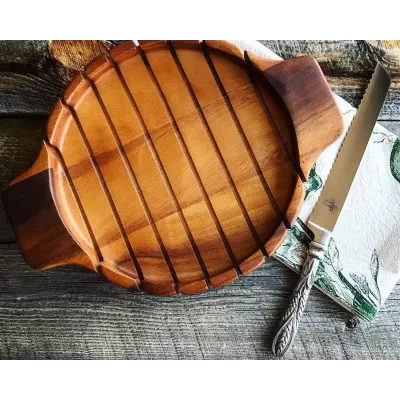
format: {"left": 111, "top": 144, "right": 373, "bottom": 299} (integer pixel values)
{"left": 231, "top": 41, "right": 400, "bottom": 321}
{"left": 272, "top": 96, "right": 400, "bottom": 322}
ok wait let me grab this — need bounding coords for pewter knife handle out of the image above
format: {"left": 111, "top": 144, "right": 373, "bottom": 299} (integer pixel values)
{"left": 272, "top": 241, "right": 326, "bottom": 357}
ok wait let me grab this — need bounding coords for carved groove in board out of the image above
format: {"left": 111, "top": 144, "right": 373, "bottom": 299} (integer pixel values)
{"left": 243, "top": 51, "right": 305, "bottom": 182}
{"left": 82, "top": 65, "right": 179, "bottom": 290}
{"left": 135, "top": 42, "right": 212, "bottom": 285}
{"left": 167, "top": 40, "right": 270, "bottom": 271}
{"left": 105, "top": 53, "right": 179, "bottom": 290}
{"left": 61, "top": 96, "right": 143, "bottom": 284}
{"left": 112, "top": 43, "right": 211, "bottom": 287}
{"left": 137, "top": 41, "right": 240, "bottom": 276}
{"left": 201, "top": 41, "right": 290, "bottom": 231}
{"left": 45, "top": 140, "right": 103, "bottom": 272}
{"left": 172, "top": 41, "right": 269, "bottom": 258}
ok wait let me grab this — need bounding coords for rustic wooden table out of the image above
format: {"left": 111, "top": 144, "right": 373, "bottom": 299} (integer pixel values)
{"left": 0, "top": 40, "right": 399, "bottom": 359}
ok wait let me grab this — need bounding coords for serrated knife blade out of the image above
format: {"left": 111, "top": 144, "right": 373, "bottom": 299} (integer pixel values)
{"left": 309, "top": 63, "right": 391, "bottom": 237}
{"left": 272, "top": 63, "right": 391, "bottom": 357}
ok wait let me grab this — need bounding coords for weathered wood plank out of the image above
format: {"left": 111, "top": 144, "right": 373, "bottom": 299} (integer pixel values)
{"left": 0, "top": 118, "right": 46, "bottom": 242}
{"left": 0, "top": 40, "right": 399, "bottom": 119}
{"left": 1, "top": 243, "right": 399, "bottom": 359}
{"left": 0, "top": 40, "right": 116, "bottom": 115}
{"left": 259, "top": 40, "right": 400, "bottom": 77}
{"left": 0, "top": 41, "right": 65, "bottom": 115}
{"left": 0, "top": 118, "right": 46, "bottom": 191}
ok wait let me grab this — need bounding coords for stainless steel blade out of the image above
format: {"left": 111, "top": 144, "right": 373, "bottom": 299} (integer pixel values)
{"left": 308, "top": 63, "right": 391, "bottom": 242}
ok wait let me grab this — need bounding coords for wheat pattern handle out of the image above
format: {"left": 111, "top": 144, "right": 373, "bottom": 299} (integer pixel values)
{"left": 272, "top": 241, "right": 326, "bottom": 357}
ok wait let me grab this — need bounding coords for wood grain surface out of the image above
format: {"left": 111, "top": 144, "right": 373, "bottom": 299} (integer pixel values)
{"left": 0, "top": 40, "right": 399, "bottom": 359}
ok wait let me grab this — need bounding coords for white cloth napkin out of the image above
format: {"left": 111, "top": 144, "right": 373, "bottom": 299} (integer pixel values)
{"left": 231, "top": 40, "right": 400, "bottom": 321}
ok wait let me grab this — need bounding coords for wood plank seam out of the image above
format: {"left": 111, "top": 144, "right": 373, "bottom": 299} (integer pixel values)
{"left": 60, "top": 96, "right": 144, "bottom": 285}
{"left": 201, "top": 41, "right": 290, "bottom": 231}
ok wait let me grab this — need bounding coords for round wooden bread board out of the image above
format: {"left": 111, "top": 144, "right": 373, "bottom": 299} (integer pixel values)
{"left": 3, "top": 40, "right": 344, "bottom": 295}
